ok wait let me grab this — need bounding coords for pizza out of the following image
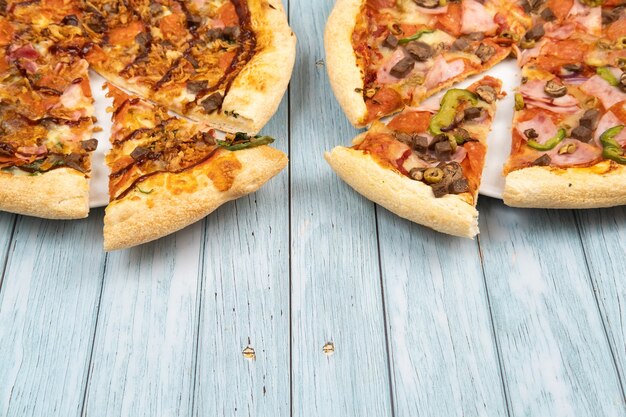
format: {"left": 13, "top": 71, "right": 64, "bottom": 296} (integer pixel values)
{"left": 0, "top": 13, "right": 96, "bottom": 219}
{"left": 103, "top": 84, "right": 287, "bottom": 251}
{"left": 503, "top": 1, "right": 626, "bottom": 208}
{"left": 81, "top": 0, "right": 295, "bottom": 134}
{"left": 325, "top": 77, "right": 502, "bottom": 237}
{"left": 324, "top": 0, "right": 528, "bottom": 127}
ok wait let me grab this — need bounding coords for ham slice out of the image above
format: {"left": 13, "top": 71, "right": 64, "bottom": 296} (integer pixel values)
{"left": 548, "top": 139, "right": 602, "bottom": 167}
{"left": 410, "top": 95, "right": 441, "bottom": 113}
{"left": 376, "top": 49, "right": 430, "bottom": 85}
{"left": 569, "top": 0, "right": 601, "bottom": 36}
{"left": 595, "top": 109, "right": 626, "bottom": 147}
{"left": 514, "top": 42, "right": 543, "bottom": 67}
{"left": 424, "top": 56, "right": 465, "bottom": 89}
{"left": 545, "top": 23, "right": 575, "bottom": 40}
{"left": 461, "top": 0, "right": 498, "bottom": 35}
{"left": 520, "top": 80, "right": 580, "bottom": 114}
{"left": 516, "top": 113, "right": 559, "bottom": 145}
{"left": 580, "top": 75, "right": 626, "bottom": 110}
{"left": 16, "top": 145, "right": 47, "bottom": 156}
{"left": 450, "top": 146, "right": 468, "bottom": 164}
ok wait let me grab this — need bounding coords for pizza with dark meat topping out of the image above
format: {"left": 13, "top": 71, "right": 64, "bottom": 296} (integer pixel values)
{"left": 103, "top": 84, "right": 287, "bottom": 250}
{"left": 82, "top": 0, "right": 295, "bottom": 134}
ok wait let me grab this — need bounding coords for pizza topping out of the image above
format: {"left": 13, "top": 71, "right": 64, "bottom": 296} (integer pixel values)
{"left": 475, "top": 43, "right": 496, "bottom": 63}
{"left": 527, "top": 128, "right": 566, "bottom": 150}
{"left": 597, "top": 66, "right": 620, "bottom": 86}
{"left": 200, "top": 92, "right": 224, "bottom": 113}
{"left": 524, "top": 24, "right": 546, "bottom": 43}
{"left": 541, "top": 7, "right": 557, "bottom": 22}
{"left": 80, "top": 139, "right": 98, "bottom": 152}
{"left": 544, "top": 79, "right": 567, "bottom": 98}
{"left": 464, "top": 107, "right": 482, "bottom": 120}
{"left": 600, "top": 125, "right": 626, "bottom": 164}
{"left": 424, "top": 56, "right": 466, "bottom": 89}
{"left": 461, "top": 0, "right": 498, "bottom": 36}
{"left": 580, "top": 75, "right": 626, "bottom": 109}
{"left": 217, "top": 133, "right": 275, "bottom": 151}
{"left": 517, "top": 112, "right": 558, "bottom": 143}
{"left": 519, "top": 79, "right": 579, "bottom": 113}
{"left": 532, "top": 154, "right": 552, "bottom": 166}
{"left": 595, "top": 110, "right": 626, "bottom": 146}
{"left": 549, "top": 139, "right": 602, "bottom": 167}
{"left": 429, "top": 89, "right": 478, "bottom": 135}
{"left": 558, "top": 142, "right": 577, "bottom": 154}
{"left": 579, "top": 108, "right": 600, "bottom": 130}
{"left": 383, "top": 34, "right": 399, "bottom": 49}
{"left": 390, "top": 57, "right": 415, "bottom": 79}
{"left": 397, "top": 29, "right": 435, "bottom": 45}
{"left": 475, "top": 85, "right": 497, "bottom": 103}
{"left": 423, "top": 166, "right": 443, "bottom": 183}
{"left": 405, "top": 41, "right": 433, "bottom": 62}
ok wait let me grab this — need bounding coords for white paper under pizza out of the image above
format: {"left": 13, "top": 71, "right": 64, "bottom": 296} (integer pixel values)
{"left": 87, "top": 60, "right": 519, "bottom": 207}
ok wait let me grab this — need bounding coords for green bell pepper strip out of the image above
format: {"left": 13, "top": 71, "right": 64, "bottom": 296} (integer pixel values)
{"left": 217, "top": 135, "right": 275, "bottom": 151}
{"left": 597, "top": 67, "right": 619, "bottom": 87}
{"left": 428, "top": 89, "right": 478, "bottom": 136}
{"left": 398, "top": 29, "right": 435, "bottom": 45}
{"left": 527, "top": 128, "right": 566, "bottom": 151}
{"left": 600, "top": 125, "right": 626, "bottom": 164}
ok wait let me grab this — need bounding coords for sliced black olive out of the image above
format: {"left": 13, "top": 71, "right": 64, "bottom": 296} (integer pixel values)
{"left": 451, "top": 37, "right": 471, "bottom": 52}
{"left": 464, "top": 107, "right": 482, "bottom": 120}
{"left": 413, "top": 135, "right": 429, "bottom": 153}
{"left": 532, "top": 154, "right": 551, "bottom": 166}
{"left": 413, "top": 0, "right": 440, "bottom": 8}
{"left": 409, "top": 168, "right": 424, "bottom": 181}
{"left": 571, "top": 126, "right": 592, "bottom": 142}
{"left": 200, "top": 92, "right": 223, "bottom": 113}
{"left": 476, "top": 85, "right": 497, "bottom": 103}
{"left": 560, "top": 63, "right": 583, "bottom": 76}
{"left": 187, "top": 79, "right": 208, "bottom": 94}
{"left": 524, "top": 128, "right": 539, "bottom": 139}
{"left": 540, "top": 7, "right": 556, "bottom": 22}
{"left": 390, "top": 57, "right": 415, "bottom": 78}
{"left": 524, "top": 24, "right": 545, "bottom": 42}
{"left": 435, "top": 141, "right": 453, "bottom": 160}
{"left": 620, "top": 72, "right": 626, "bottom": 92}
{"left": 453, "top": 128, "right": 472, "bottom": 144}
{"left": 475, "top": 43, "right": 496, "bottom": 63}
{"left": 0, "top": 142, "right": 15, "bottom": 156}
{"left": 579, "top": 109, "right": 600, "bottom": 130}
{"left": 544, "top": 80, "right": 567, "bottom": 98}
{"left": 383, "top": 34, "right": 399, "bottom": 49}
{"left": 449, "top": 178, "right": 470, "bottom": 194}
{"left": 405, "top": 41, "right": 433, "bottom": 62}
{"left": 80, "top": 138, "right": 98, "bottom": 152}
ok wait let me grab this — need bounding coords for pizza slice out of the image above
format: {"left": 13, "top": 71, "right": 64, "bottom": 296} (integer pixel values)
{"left": 503, "top": 61, "right": 626, "bottom": 208}
{"left": 325, "top": 76, "right": 503, "bottom": 237}
{"left": 325, "top": 0, "right": 528, "bottom": 128}
{"left": 0, "top": 16, "right": 97, "bottom": 219}
{"left": 103, "top": 84, "right": 287, "bottom": 251}
{"left": 81, "top": 0, "right": 295, "bottom": 135}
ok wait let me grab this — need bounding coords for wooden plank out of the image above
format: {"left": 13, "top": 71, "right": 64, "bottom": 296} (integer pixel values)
{"left": 194, "top": 76, "right": 290, "bottom": 416}
{"left": 82, "top": 223, "right": 203, "bottom": 417}
{"left": 289, "top": 1, "right": 392, "bottom": 416}
{"left": 576, "top": 207, "right": 626, "bottom": 389}
{"left": 376, "top": 209, "right": 509, "bottom": 417}
{"left": 0, "top": 213, "right": 106, "bottom": 417}
{"left": 478, "top": 198, "right": 626, "bottom": 417}
{"left": 0, "top": 212, "right": 16, "bottom": 281}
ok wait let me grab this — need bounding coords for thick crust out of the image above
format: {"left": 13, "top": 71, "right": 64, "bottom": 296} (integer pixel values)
{"left": 325, "top": 146, "right": 479, "bottom": 238}
{"left": 324, "top": 0, "right": 368, "bottom": 127}
{"left": 200, "top": 0, "right": 297, "bottom": 134}
{"left": 103, "top": 145, "right": 287, "bottom": 251}
{"left": 504, "top": 163, "right": 626, "bottom": 209}
{"left": 0, "top": 168, "right": 89, "bottom": 219}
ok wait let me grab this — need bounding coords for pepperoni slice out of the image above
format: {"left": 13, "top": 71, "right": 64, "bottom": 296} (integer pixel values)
{"left": 365, "top": 87, "right": 403, "bottom": 124}
{"left": 546, "top": 0, "right": 573, "bottom": 21}
{"left": 387, "top": 111, "right": 431, "bottom": 134}
{"left": 0, "top": 18, "right": 14, "bottom": 47}
{"left": 108, "top": 21, "right": 144, "bottom": 46}
{"left": 461, "top": 141, "right": 486, "bottom": 194}
{"left": 218, "top": 3, "right": 240, "bottom": 26}
{"left": 535, "top": 39, "right": 587, "bottom": 73}
{"left": 159, "top": 13, "right": 187, "bottom": 41}
{"left": 218, "top": 50, "right": 237, "bottom": 71}
{"left": 606, "top": 19, "right": 626, "bottom": 42}
{"left": 436, "top": 3, "right": 462, "bottom": 37}
{"left": 366, "top": 0, "right": 396, "bottom": 9}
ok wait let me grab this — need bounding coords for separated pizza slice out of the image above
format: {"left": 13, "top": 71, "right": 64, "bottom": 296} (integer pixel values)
{"left": 0, "top": 17, "right": 97, "bottom": 219}
{"left": 325, "top": 0, "right": 528, "bottom": 128}
{"left": 325, "top": 76, "right": 502, "bottom": 238}
{"left": 503, "top": 63, "right": 626, "bottom": 208}
{"left": 81, "top": 0, "right": 295, "bottom": 135}
{"left": 103, "top": 84, "right": 287, "bottom": 251}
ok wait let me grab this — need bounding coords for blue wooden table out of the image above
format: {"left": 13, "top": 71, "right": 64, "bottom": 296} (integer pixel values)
{"left": 1, "top": 2, "right": 626, "bottom": 416}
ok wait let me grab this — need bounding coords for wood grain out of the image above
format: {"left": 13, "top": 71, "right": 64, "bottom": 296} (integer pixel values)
{"left": 0, "top": 212, "right": 16, "bottom": 284}
{"left": 376, "top": 209, "right": 508, "bottom": 417}
{"left": 290, "top": 1, "right": 392, "bottom": 416}
{"left": 478, "top": 199, "right": 626, "bottom": 417}
{"left": 194, "top": 78, "right": 290, "bottom": 416}
{"left": 0, "top": 213, "right": 106, "bottom": 417}
{"left": 575, "top": 208, "right": 626, "bottom": 391}
{"left": 82, "top": 223, "right": 203, "bottom": 417}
